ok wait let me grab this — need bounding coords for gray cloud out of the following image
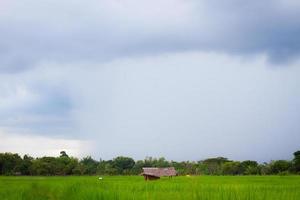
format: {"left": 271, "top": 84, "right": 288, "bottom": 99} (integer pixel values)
{"left": 0, "top": 77, "right": 74, "bottom": 136}
{"left": 0, "top": 51, "right": 300, "bottom": 161}
{"left": 0, "top": 0, "right": 300, "bottom": 73}
{"left": 64, "top": 53, "right": 300, "bottom": 162}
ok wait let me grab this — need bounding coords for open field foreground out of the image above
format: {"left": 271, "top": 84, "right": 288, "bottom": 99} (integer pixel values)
{"left": 0, "top": 176, "right": 300, "bottom": 200}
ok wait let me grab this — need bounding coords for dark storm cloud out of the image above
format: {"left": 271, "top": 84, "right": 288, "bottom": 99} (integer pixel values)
{"left": 203, "top": 0, "right": 300, "bottom": 62}
{"left": 0, "top": 0, "right": 300, "bottom": 73}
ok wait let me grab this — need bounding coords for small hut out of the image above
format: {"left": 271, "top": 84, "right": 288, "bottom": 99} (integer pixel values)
{"left": 141, "top": 167, "right": 177, "bottom": 180}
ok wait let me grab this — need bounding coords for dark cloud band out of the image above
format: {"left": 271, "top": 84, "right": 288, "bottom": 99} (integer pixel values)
{"left": 0, "top": 0, "right": 300, "bottom": 73}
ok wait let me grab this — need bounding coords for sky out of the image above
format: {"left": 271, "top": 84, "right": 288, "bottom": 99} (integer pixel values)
{"left": 0, "top": 0, "right": 300, "bottom": 162}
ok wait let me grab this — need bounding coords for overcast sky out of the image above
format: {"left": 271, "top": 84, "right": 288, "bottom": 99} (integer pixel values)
{"left": 0, "top": 0, "right": 300, "bottom": 162}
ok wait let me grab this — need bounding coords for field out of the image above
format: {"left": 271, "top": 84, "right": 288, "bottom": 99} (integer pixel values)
{"left": 0, "top": 176, "right": 300, "bottom": 200}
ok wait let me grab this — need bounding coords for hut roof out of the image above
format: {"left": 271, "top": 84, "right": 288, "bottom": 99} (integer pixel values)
{"left": 141, "top": 167, "right": 177, "bottom": 177}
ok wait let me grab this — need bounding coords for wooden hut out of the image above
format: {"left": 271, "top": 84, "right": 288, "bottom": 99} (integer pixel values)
{"left": 141, "top": 167, "right": 177, "bottom": 180}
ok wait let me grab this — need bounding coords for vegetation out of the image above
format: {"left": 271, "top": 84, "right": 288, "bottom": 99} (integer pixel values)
{"left": 0, "top": 150, "right": 300, "bottom": 176}
{"left": 0, "top": 176, "right": 300, "bottom": 200}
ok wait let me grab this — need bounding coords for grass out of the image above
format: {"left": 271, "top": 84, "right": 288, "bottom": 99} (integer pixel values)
{"left": 0, "top": 176, "right": 300, "bottom": 200}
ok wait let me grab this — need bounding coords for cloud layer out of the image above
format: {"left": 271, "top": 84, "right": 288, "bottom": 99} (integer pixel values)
{"left": 1, "top": 0, "right": 300, "bottom": 73}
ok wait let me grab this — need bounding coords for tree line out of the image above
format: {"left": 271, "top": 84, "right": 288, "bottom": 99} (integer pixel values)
{"left": 0, "top": 151, "right": 300, "bottom": 176}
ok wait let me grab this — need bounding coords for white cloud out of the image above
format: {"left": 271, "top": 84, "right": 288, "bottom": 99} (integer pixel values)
{"left": 0, "top": 129, "right": 92, "bottom": 158}
{"left": 0, "top": 84, "right": 37, "bottom": 111}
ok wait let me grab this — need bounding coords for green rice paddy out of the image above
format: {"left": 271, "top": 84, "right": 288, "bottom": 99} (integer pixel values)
{"left": 0, "top": 176, "right": 300, "bottom": 200}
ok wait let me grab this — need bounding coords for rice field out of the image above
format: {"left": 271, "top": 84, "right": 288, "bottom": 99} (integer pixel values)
{"left": 0, "top": 176, "right": 300, "bottom": 200}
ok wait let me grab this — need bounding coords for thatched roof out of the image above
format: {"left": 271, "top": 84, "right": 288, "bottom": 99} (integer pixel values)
{"left": 141, "top": 167, "right": 177, "bottom": 177}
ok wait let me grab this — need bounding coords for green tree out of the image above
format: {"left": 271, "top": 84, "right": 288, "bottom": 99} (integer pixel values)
{"left": 104, "top": 163, "right": 118, "bottom": 175}
{"left": 292, "top": 151, "right": 300, "bottom": 173}
{"left": 30, "top": 157, "right": 57, "bottom": 175}
{"left": 241, "top": 160, "right": 259, "bottom": 175}
{"left": 201, "top": 157, "right": 229, "bottom": 175}
{"left": 112, "top": 156, "right": 135, "bottom": 174}
{"left": 60, "top": 151, "right": 69, "bottom": 158}
{"left": 0, "top": 153, "right": 22, "bottom": 175}
{"left": 19, "top": 155, "right": 33, "bottom": 175}
{"left": 131, "top": 160, "right": 144, "bottom": 174}
{"left": 222, "top": 161, "right": 243, "bottom": 175}
{"left": 56, "top": 156, "right": 79, "bottom": 175}
{"left": 80, "top": 156, "right": 98, "bottom": 175}
{"left": 269, "top": 160, "right": 291, "bottom": 174}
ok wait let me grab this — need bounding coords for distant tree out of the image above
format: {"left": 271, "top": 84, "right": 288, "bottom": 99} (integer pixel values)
{"left": 96, "top": 159, "right": 106, "bottom": 175}
{"left": 203, "top": 157, "right": 229, "bottom": 165}
{"left": 143, "top": 157, "right": 154, "bottom": 167}
{"left": 259, "top": 163, "right": 271, "bottom": 175}
{"left": 56, "top": 156, "right": 79, "bottom": 175}
{"left": 180, "top": 161, "right": 198, "bottom": 175}
{"left": 241, "top": 160, "right": 258, "bottom": 168}
{"left": 0, "top": 153, "right": 22, "bottom": 175}
{"left": 104, "top": 163, "right": 118, "bottom": 175}
{"left": 72, "top": 163, "right": 85, "bottom": 175}
{"left": 132, "top": 160, "right": 144, "bottom": 174}
{"left": 269, "top": 160, "right": 291, "bottom": 174}
{"left": 155, "top": 157, "right": 170, "bottom": 167}
{"left": 112, "top": 156, "right": 135, "bottom": 174}
{"left": 80, "top": 156, "right": 98, "bottom": 175}
{"left": 19, "top": 155, "right": 33, "bottom": 175}
{"left": 169, "top": 161, "right": 188, "bottom": 175}
{"left": 222, "top": 161, "right": 243, "bottom": 175}
{"left": 30, "top": 157, "right": 57, "bottom": 175}
{"left": 1, "top": 150, "right": 300, "bottom": 176}
{"left": 196, "top": 162, "right": 209, "bottom": 175}
{"left": 241, "top": 160, "right": 259, "bottom": 175}
{"left": 292, "top": 151, "right": 300, "bottom": 173}
{"left": 60, "top": 151, "right": 69, "bottom": 158}
{"left": 201, "top": 157, "right": 229, "bottom": 175}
